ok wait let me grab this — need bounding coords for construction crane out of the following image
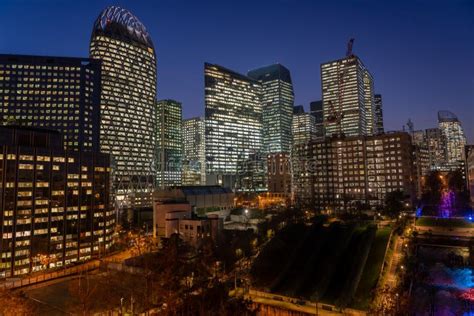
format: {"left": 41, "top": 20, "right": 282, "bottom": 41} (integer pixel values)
{"left": 325, "top": 38, "right": 355, "bottom": 136}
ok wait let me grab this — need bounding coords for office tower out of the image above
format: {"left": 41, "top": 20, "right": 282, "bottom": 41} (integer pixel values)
{"left": 0, "top": 54, "right": 101, "bottom": 152}
{"left": 321, "top": 55, "right": 375, "bottom": 137}
{"left": 425, "top": 128, "right": 446, "bottom": 170}
{"left": 156, "top": 100, "right": 183, "bottom": 188}
{"left": 247, "top": 64, "right": 294, "bottom": 153}
{"left": 438, "top": 110, "right": 467, "bottom": 167}
{"left": 90, "top": 6, "right": 157, "bottom": 207}
{"left": 310, "top": 100, "right": 324, "bottom": 139}
{"left": 204, "top": 63, "right": 263, "bottom": 189}
{"left": 292, "top": 132, "right": 415, "bottom": 211}
{"left": 0, "top": 126, "right": 114, "bottom": 277}
{"left": 374, "top": 94, "right": 384, "bottom": 134}
{"left": 182, "top": 117, "right": 206, "bottom": 186}
{"left": 292, "top": 110, "right": 317, "bottom": 145}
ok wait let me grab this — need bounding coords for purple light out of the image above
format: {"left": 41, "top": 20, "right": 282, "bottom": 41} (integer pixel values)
{"left": 439, "top": 190, "right": 456, "bottom": 218}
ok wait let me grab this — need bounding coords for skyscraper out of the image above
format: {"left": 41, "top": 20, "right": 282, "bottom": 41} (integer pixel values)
{"left": 182, "top": 117, "right": 206, "bottom": 186}
{"left": 310, "top": 100, "right": 324, "bottom": 139}
{"left": 293, "top": 108, "right": 317, "bottom": 145}
{"left": 374, "top": 94, "right": 384, "bottom": 134}
{"left": 204, "top": 63, "right": 263, "bottom": 189}
{"left": 247, "top": 64, "right": 294, "bottom": 153}
{"left": 438, "top": 110, "right": 467, "bottom": 167}
{"left": 156, "top": 100, "right": 183, "bottom": 188}
{"left": 321, "top": 55, "right": 375, "bottom": 137}
{"left": 425, "top": 128, "right": 446, "bottom": 170}
{"left": 90, "top": 6, "right": 157, "bottom": 207}
{"left": 0, "top": 54, "right": 101, "bottom": 152}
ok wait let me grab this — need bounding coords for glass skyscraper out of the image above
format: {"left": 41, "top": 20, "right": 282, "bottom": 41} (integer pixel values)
{"left": 321, "top": 56, "right": 376, "bottom": 137}
{"left": 247, "top": 64, "right": 294, "bottom": 154}
{"left": 0, "top": 54, "right": 101, "bottom": 152}
{"left": 182, "top": 117, "right": 206, "bottom": 186}
{"left": 204, "top": 63, "right": 263, "bottom": 189}
{"left": 156, "top": 100, "right": 183, "bottom": 188}
{"left": 89, "top": 6, "right": 157, "bottom": 207}
{"left": 438, "top": 110, "right": 466, "bottom": 167}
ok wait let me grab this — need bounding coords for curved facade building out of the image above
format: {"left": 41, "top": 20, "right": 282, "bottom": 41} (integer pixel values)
{"left": 90, "top": 6, "right": 157, "bottom": 207}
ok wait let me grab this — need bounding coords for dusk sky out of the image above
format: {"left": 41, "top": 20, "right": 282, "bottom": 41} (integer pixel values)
{"left": 1, "top": 0, "right": 472, "bottom": 141}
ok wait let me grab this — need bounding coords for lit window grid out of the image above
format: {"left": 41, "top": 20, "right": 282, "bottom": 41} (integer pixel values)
{"left": 0, "top": 56, "right": 101, "bottom": 151}
{"left": 0, "top": 147, "right": 114, "bottom": 277}
{"left": 90, "top": 34, "right": 157, "bottom": 200}
{"left": 204, "top": 64, "right": 263, "bottom": 175}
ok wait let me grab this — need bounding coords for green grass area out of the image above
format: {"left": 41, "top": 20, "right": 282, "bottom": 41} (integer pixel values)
{"left": 351, "top": 226, "right": 392, "bottom": 310}
{"left": 252, "top": 222, "right": 385, "bottom": 309}
{"left": 416, "top": 217, "right": 474, "bottom": 228}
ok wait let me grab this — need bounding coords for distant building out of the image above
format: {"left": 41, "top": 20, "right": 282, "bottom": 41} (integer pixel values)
{"left": 153, "top": 186, "right": 234, "bottom": 216}
{"left": 293, "top": 105, "right": 305, "bottom": 115}
{"left": 0, "top": 126, "right": 114, "bottom": 277}
{"left": 90, "top": 6, "right": 157, "bottom": 208}
{"left": 152, "top": 192, "right": 223, "bottom": 246}
{"left": 438, "top": 110, "right": 467, "bottom": 170}
{"left": 204, "top": 63, "right": 263, "bottom": 189}
{"left": 248, "top": 64, "right": 294, "bottom": 154}
{"left": 0, "top": 54, "right": 101, "bottom": 152}
{"left": 292, "top": 110, "right": 317, "bottom": 145}
{"left": 267, "top": 152, "right": 291, "bottom": 196}
{"left": 156, "top": 100, "right": 183, "bottom": 188}
{"left": 292, "top": 132, "right": 415, "bottom": 211}
{"left": 236, "top": 152, "right": 267, "bottom": 193}
{"left": 310, "top": 100, "right": 324, "bottom": 139}
{"left": 374, "top": 94, "right": 384, "bottom": 134}
{"left": 321, "top": 55, "right": 376, "bottom": 137}
{"left": 425, "top": 128, "right": 446, "bottom": 170}
{"left": 182, "top": 117, "right": 206, "bottom": 185}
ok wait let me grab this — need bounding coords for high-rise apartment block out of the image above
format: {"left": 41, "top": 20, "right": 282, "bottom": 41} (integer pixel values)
{"left": 292, "top": 132, "right": 415, "bottom": 211}
{"left": 156, "top": 100, "right": 183, "bottom": 188}
{"left": 90, "top": 6, "right": 157, "bottom": 207}
{"left": 0, "top": 126, "right": 114, "bottom": 277}
{"left": 204, "top": 63, "right": 263, "bottom": 189}
{"left": 321, "top": 56, "right": 376, "bottom": 137}
{"left": 0, "top": 54, "right": 101, "bottom": 152}
{"left": 182, "top": 117, "right": 206, "bottom": 186}
{"left": 247, "top": 64, "right": 294, "bottom": 154}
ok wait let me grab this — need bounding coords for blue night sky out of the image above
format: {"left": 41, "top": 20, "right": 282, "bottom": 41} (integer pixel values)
{"left": 0, "top": 0, "right": 473, "bottom": 141}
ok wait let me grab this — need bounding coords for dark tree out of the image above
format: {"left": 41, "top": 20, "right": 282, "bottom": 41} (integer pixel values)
{"left": 384, "top": 190, "right": 405, "bottom": 217}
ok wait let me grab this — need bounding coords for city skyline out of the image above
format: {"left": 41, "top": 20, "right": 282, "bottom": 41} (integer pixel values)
{"left": 0, "top": 0, "right": 472, "bottom": 142}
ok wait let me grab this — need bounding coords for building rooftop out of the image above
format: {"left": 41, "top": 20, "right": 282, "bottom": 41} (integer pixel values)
{"left": 247, "top": 63, "right": 293, "bottom": 84}
{"left": 438, "top": 110, "right": 459, "bottom": 123}
{"left": 91, "top": 6, "right": 154, "bottom": 49}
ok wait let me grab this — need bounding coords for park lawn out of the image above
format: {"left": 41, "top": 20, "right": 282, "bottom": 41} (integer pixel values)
{"left": 351, "top": 226, "right": 392, "bottom": 310}
{"left": 416, "top": 217, "right": 474, "bottom": 228}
